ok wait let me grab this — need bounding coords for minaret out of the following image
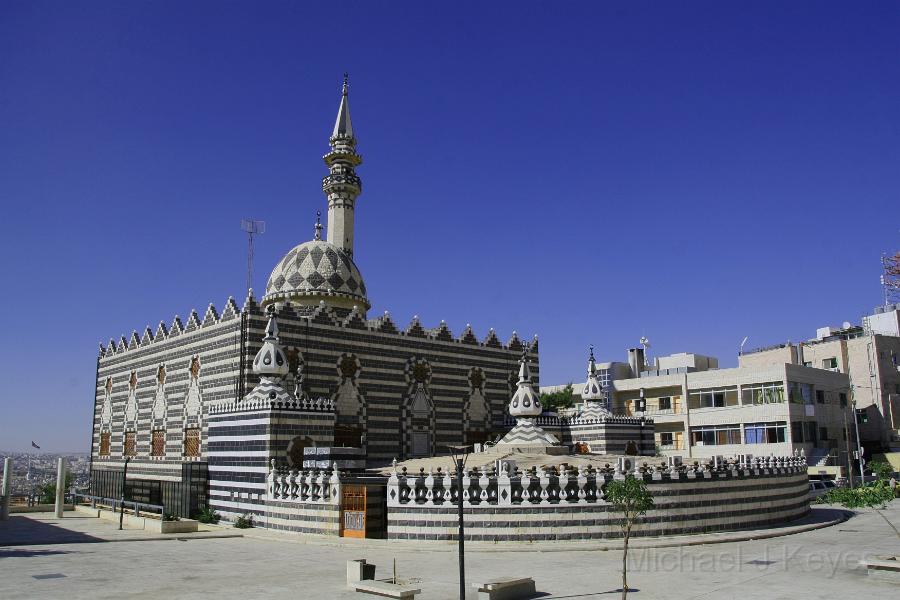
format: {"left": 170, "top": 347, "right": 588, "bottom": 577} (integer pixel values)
{"left": 323, "top": 73, "right": 363, "bottom": 257}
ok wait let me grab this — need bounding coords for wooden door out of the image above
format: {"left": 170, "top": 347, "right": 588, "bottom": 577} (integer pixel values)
{"left": 341, "top": 484, "right": 366, "bottom": 538}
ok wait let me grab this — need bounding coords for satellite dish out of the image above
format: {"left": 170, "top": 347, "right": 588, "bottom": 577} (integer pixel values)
{"left": 639, "top": 336, "right": 650, "bottom": 348}
{"left": 842, "top": 321, "right": 852, "bottom": 329}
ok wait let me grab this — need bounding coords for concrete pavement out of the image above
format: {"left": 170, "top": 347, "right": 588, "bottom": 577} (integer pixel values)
{"left": 1, "top": 503, "right": 898, "bottom": 599}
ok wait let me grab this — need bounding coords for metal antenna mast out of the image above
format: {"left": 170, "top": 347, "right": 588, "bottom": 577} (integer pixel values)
{"left": 240, "top": 219, "right": 266, "bottom": 294}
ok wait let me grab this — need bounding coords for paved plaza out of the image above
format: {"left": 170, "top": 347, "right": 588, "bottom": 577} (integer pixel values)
{"left": 1, "top": 505, "right": 898, "bottom": 599}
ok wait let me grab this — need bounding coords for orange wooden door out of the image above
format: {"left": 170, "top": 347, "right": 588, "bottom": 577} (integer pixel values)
{"left": 341, "top": 484, "right": 366, "bottom": 538}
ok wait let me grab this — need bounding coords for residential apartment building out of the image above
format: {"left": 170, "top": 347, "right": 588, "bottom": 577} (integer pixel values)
{"left": 739, "top": 304, "right": 900, "bottom": 451}
{"left": 544, "top": 348, "right": 852, "bottom": 475}
{"left": 611, "top": 361, "right": 850, "bottom": 466}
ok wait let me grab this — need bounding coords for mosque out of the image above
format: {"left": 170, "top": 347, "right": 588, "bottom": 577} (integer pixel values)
{"left": 90, "top": 79, "right": 539, "bottom": 516}
{"left": 89, "top": 81, "right": 808, "bottom": 540}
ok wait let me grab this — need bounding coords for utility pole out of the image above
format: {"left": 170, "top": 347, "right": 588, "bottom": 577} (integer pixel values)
{"left": 842, "top": 406, "right": 854, "bottom": 488}
{"left": 849, "top": 376, "right": 865, "bottom": 483}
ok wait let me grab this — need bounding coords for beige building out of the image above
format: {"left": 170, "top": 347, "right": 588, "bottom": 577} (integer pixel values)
{"left": 544, "top": 348, "right": 852, "bottom": 475}
{"left": 612, "top": 362, "right": 850, "bottom": 467}
{"left": 741, "top": 305, "right": 900, "bottom": 449}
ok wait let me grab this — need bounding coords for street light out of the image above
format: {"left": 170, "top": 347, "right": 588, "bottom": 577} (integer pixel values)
{"left": 447, "top": 444, "right": 471, "bottom": 600}
{"left": 637, "top": 389, "right": 647, "bottom": 454}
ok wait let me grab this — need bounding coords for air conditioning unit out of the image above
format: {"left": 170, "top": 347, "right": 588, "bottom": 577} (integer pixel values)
{"left": 617, "top": 457, "right": 634, "bottom": 473}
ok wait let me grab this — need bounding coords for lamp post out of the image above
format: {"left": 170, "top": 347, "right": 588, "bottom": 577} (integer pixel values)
{"left": 447, "top": 444, "right": 471, "bottom": 600}
{"left": 637, "top": 388, "right": 647, "bottom": 454}
{"left": 119, "top": 456, "right": 131, "bottom": 530}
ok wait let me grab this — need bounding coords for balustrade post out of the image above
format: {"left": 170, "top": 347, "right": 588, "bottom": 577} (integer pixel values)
{"left": 558, "top": 468, "right": 570, "bottom": 504}
{"left": 424, "top": 468, "right": 435, "bottom": 505}
{"left": 315, "top": 469, "right": 326, "bottom": 503}
{"left": 478, "top": 469, "right": 490, "bottom": 505}
{"left": 267, "top": 459, "right": 277, "bottom": 499}
{"left": 462, "top": 470, "right": 472, "bottom": 507}
{"left": 442, "top": 470, "right": 453, "bottom": 505}
{"left": 576, "top": 465, "right": 588, "bottom": 504}
{"left": 520, "top": 471, "right": 532, "bottom": 504}
{"left": 538, "top": 467, "right": 550, "bottom": 505}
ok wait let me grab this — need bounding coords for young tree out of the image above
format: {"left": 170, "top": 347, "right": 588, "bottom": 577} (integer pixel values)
{"left": 604, "top": 475, "right": 654, "bottom": 600}
{"left": 38, "top": 473, "right": 74, "bottom": 505}
{"left": 539, "top": 383, "right": 574, "bottom": 412}
{"left": 868, "top": 460, "right": 894, "bottom": 482}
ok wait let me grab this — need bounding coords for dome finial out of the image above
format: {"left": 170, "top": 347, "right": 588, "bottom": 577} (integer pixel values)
{"left": 314, "top": 210, "right": 322, "bottom": 240}
{"left": 253, "top": 305, "right": 289, "bottom": 378}
{"left": 342, "top": 72, "right": 349, "bottom": 95}
{"left": 517, "top": 346, "right": 532, "bottom": 384}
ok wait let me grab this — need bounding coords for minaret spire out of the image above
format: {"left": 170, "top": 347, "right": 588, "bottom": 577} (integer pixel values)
{"left": 323, "top": 74, "right": 362, "bottom": 257}
{"left": 332, "top": 73, "right": 353, "bottom": 138}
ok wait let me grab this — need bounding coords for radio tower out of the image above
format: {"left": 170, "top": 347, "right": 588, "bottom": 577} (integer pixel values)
{"left": 241, "top": 219, "right": 266, "bottom": 294}
{"left": 882, "top": 251, "right": 900, "bottom": 305}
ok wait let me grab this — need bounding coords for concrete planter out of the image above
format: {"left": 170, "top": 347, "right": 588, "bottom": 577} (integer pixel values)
{"left": 10, "top": 504, "right": 74, "bottom": 513}
{"left": 154, "top": 519, "right": 199, "bottom": 534}
{"left": 74, "top": 504, "right": 198, "bottom": 534}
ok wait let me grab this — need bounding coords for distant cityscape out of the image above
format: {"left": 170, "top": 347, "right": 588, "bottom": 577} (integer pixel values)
{"left": 0, "top": 452, "right": 90, "bottom": 499}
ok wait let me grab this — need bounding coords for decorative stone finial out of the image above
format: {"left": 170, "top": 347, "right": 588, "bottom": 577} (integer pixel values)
{"left": 508, "top": 350, "right": 541, "bottom": 418}
{"left": 252, "top": 307, "right": 289, "bottom": 378}
{"left": 580, "top": 345, "right": 612, "bottom": 418}
{"left": 314, "top": 210, "right": 322, "bottom": 240}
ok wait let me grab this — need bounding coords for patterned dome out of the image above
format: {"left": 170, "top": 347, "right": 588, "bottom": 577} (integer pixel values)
{"left": 263, "top": 239, "right": 369, "bottom": 310}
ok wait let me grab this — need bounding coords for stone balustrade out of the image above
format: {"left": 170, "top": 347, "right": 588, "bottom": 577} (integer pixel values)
{"left": 504, "top": 414, "right": 650, "bottom": 426}
{"left": 386, "top": 454, "right": 807, "bottom": 508}
{"left": 266, "top": 461, "right": 342, "bottom": 505}
{"left": 210, "top": 395, "right": 335, "bottom": 415}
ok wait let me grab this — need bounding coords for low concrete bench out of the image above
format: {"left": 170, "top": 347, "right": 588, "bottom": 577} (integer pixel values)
{"left": 352, "top": 580, "right": 421, "bottom": 598}
{"left": 474, "top": 577, "right": 536, "bottom": 600}
{"left": 861, "top": 555, "right": 900, "bottom": 583}
{"left": 347, "top": 559, "right": 377, "bottom": 586}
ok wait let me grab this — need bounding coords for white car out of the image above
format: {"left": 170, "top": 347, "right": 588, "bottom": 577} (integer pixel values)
{"left": 809, "top": 479, "right": 837, "bottom": 500}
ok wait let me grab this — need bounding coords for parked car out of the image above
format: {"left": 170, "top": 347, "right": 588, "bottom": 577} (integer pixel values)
{"left": 809, "top": 479, "right": 837, "bottom": 500}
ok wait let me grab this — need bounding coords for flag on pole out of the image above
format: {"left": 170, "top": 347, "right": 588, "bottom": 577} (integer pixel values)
{"left": 31, "top": 441, "right": 40, "bottom": 449}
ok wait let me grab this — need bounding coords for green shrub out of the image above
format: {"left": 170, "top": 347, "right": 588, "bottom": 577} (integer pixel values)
{"left": 163, "top": 512, "right": 180, "bottom": 522}
{"left": 868, "top": 461, "right": 894, "bottom": 481}
{"left": 816, "top": 481, "right": 895, "bottom": 509}
{"left": 234, "top": 514, "right": 254, "bottom": 529}
{"left": 196, "top": 506, "right": 221, "bottom": 524}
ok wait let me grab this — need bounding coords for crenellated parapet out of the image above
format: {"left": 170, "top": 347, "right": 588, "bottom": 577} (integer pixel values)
{"left": 99, "top": 297, "right": 538, "bottom": 358}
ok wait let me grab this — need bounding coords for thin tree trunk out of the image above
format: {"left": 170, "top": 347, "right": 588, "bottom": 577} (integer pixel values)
{"left": 622, "top": 520, "right": 631, "bottom": 600}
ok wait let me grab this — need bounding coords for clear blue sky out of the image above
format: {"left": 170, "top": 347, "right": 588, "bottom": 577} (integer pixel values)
{"left": 1, "top": 2, "right": 898, "bottom": 452}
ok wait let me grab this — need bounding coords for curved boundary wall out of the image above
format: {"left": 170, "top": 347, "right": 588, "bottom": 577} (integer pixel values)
{"left": 386, "top": 468, "right": 809, "bottom": 542}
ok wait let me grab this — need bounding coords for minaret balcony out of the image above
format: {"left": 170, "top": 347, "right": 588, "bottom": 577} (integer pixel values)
{"left": 323, "top": 151, "right": 362, "bottom": 167}
{"left": 322, "top": 173, "right": 362, "bottom": 193}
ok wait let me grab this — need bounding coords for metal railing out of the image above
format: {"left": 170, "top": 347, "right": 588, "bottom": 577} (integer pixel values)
{"left": 73, "top": 492, "right": 164, "bottom": 519}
